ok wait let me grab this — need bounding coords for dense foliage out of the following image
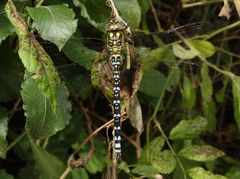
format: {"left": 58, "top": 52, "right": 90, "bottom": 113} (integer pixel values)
{"left": 1, "top": 0, "right": 240, "bottom": 178}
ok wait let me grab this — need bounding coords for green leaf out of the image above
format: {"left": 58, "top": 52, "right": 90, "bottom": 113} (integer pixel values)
{"left": 169, "top": 116, "right": 207, "bottom": 140}
{"left": 59, "top": 65, "right": 93, "bottom": 100}
{"left": 151, "top": 150, "right": 177, "bottom": 174}
{"left": 137, "top": 0, "right": 150, "bottom": 30}
{"left": 0, "top": 2, "right": 14, "bottom": 44}
{"left": 182, "top": 75, "right": 196, "bottom": 110}
{"left": 71, "top": 168, "right": 89, "bottom": 179}
{"left": 6, "top": 1, "right": 67, "bottom": 110}
{"left": 0, "top": 169, "right": 14, "bottom": 179}
{"left": 232, "top": 76, "right": 240, "bottom": 131}
{"left": 6, "top": 1, "right": 71, "bottom": 139}
{"left": 0, "top": 42, "right": 23, "bottom": 102}
{"left": 226, "top": 167, "right": 240, "bottom": 179}
{"left": 73, "top": 0, "right": 109, "bottom": 29}
{"left": 62, "top": 36, "right": 99, "bottom": 70}
{"left": 139, "top": 136, "right": 165, "bottom": 163}
{"left": 17, "top": 163, "right": 35, "bottom": 179}
{"left": 118, "top": 161, "right": 130, "bottom": 174}
{"left": 0, "top": 107, "right": 8, "bottom": 159}
{"left": 200, "top": 63, "right": 216, "bottom": 131}
{"left": 131, "top": 164, "right": 158, "bottom": 177}
{"left": 139, "top": 46, "right": 175, "bottom": 73}
{"left": 201, "top": 63, "right": 213, "bottom": 103}
{"left": 113, "top": 0, "right": 141, "bottom": 28}
{"left": 140, "top": 66, "right": 180, "bottom": 110}
{"left": 179, "top": 145, "right": 225, "bottom": 162}
{"left": 21, "top": 74, "right": 71, "bottom": 139}
{"left": 30, "top": 140, "right": 66, "bottom": 179}
{"left": 46, "top": 111, "right": 87, "bottom": 161}
{"left": 140, "top": 70, "right": 167, "bottom": 97}
{"left": 84, "top": 139, "right": 106, "bottom": 174}
{"left": 172, "top": 43, "right": 198, "bottom": 60}
{"left": 190, "top": 40, "right": 216, "bottom": 58}
{"left": 188, "top": 167, "right": 227, "bottom": 179}
{"left": 27, "top": 4, "right": 78, "bottom": 50}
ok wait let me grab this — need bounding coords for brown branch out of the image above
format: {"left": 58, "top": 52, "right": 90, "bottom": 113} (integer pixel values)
{"left": 8, "top": 98, "right": 22, "bottom": 119}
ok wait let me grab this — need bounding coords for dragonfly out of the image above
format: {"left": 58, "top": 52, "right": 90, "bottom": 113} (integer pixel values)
{"left": 0, "top": 3, "right": 209, "bottom": 164}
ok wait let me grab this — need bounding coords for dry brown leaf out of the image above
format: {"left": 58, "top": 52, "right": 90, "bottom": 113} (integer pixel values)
{"left": 218, "top": 1, "right": 231, "bottom": 19}
{"left": 233, "top": 0, "right": 240, "bottom": 17}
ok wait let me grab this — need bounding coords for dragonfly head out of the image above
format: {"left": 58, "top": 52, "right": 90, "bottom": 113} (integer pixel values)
{"left": 105, "top": 18, "right": 127, "bottom": 32}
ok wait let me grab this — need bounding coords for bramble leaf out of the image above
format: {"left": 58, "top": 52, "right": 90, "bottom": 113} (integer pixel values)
{"left": 169, "top": 116, "right": 207, "bottom": 140}
{"left": 179, "top": 145, "right": 225, "bottom": 162}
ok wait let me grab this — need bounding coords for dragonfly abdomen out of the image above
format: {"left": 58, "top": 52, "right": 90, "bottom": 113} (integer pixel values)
{"left": 107, "top": 30, "right": 126, "bottom": 163}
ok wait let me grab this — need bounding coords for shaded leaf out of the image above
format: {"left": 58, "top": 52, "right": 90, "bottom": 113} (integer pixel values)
{"left": 27, "top": 4, "right": 78, "bottom": 50}
{"left": 226, "top": 167, "right": 240, "bottom": 179}
{"left": 139, "top": 46, "right": 175, "bottom": 73}
{"left": 201, "top": 63, "right": 213, "bottom": 103}
{"left": 113, "top": 0, "right": 141, "bottom": 28}
{"left": 62, "top": 36, "right": 99, "bottom": 70}
{"left": 131, "top": 164, "right": 158, "bottom": 177}
{"left": 84, "top": 140, "right": 106, "bottom": 174}
{"left": 190, "top": 40, "right": 216, "bottom": 58}
{"left": 152, "top": 150, "right": 177, "bottom": 174}
{"left": 21, "top": 74, "right": 71, "bottom": 139}
{"left": 201, "top": 63, "right": 216, "bottom": 131}
{"left": 182, "top": 75, "right": 196, "bottom": 110}
{"left": 169, "top": 116, "right": 207, "bottom": 140}
{"left": 0, "top": 42, "right": 23, "bottom": 102}
{"left": 118, "top": 161, "right": 130, "bottom": 174}
{"left": 232, "top": 76, "right": 240, "bottom": 131}
{"left": 139, "top": 136, "right": 165, "bottom": 163}
{"left": 0, "top": 107, "right": 8, "bottom": 159}
{"left": 0, "top": 2, "right": 14, "bottom": 44}
{"left": 0, "top": 169, "right": 14, "bottom": 179}
{"left": 46, "top": 111, "right": 87, "bottom": 161}
{"left": 140, "top": 70, "right": 167, "bottom": 97}
{"left": 137, "top": 0, "right": 150, "bottom": 30}
{"left": 73, "top": 0, "right": 109, "bottom": 29}
{"left": 188, "top": 167, "right": 227, "bottom": 179}
{"left": 30, "top": 140, "right": 66, "bottom": 179}
{"left": 71, "top": 168, "right": 89, "bottom": 179}
{"left": 179, "top": 145, "right": 225, "bottom": 162}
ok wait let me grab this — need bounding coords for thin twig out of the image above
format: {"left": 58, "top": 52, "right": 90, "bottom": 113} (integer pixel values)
{"left": 8, "top": 98, "right": 21, "bottom": 119}
{"left": 65, "top": 103, "right": 96, "bottom": 171}
{"left": 148, "top": 0, "right": 162, "bottom": 32}
{"left": 7, "top": 131, "right": 26, "bottom": 151}
{"left": 182, "top": 0, "right": 222, "bottom": 8}
{"left": 59, "top": 120, "right": 113, "bottom": 178}
{"left": 59, "top": 114, "right": 130, "bottom": 179}
{"left": 205, "top": 21, "right": 240, "bottom": 40}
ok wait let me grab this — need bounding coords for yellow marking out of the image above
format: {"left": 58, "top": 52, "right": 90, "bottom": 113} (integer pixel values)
{"left": 109, "top": 32, "right": 113, "bottom": 38}
{"left": 113, "top": 47, "right": 118, "bottom": 52}
{"left": 113, "top": 41, "right": 116, "bottom": 44}
{"left": 116, "top": 32, "right": 120, "bottom": 37}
